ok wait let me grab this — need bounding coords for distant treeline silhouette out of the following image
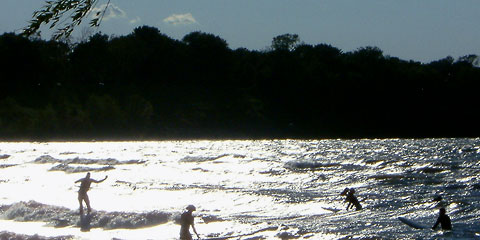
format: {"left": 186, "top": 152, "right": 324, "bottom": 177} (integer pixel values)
{"left": 1, "top": 26, "right": 479, "bottom": 140}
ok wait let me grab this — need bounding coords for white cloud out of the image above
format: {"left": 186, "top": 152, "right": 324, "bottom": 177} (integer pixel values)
{"left": 91, "top": 3, "right": 127, "bottom": 21}
{"left": 163, "top": 13, "right": 197, "bottom": 25}
{"left": 129, "top": 17, "right": 142, "bottom": 25}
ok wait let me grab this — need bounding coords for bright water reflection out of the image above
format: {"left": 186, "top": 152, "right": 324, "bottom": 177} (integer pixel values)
{"left": 0, "top": 139, "right": 479, "bottom": 239}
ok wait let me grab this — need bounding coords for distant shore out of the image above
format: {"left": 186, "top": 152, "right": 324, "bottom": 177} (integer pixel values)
{"left": 1, "top": 28, "right": 479, "bottom": 141}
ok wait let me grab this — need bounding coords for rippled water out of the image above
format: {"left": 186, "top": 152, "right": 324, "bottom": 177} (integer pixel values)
{"left": 0, "top": 139, "right": 479, "bottom": 239}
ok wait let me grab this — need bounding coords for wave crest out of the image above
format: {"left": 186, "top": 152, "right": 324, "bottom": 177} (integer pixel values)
{"left": 33, "top": 155, "right": 145, "bottom": 165}
{"left": 33, "top": 155, "right": 145, "bottom": 173}
{"left": 285, "top": 160, "right": 340, "bottom": 171}
{"left": 179, "top": 154, "right": 229, "bottom": 163}
{"left": 0, "top": 201, "right": 171, "bottom": 230}
{"left": 0, "top": 231, "right": 73, "bottom": 240}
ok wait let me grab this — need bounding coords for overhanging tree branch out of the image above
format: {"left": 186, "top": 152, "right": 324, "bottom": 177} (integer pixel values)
{"left": 23, "top": 0, "right": 110, "bottom": 40}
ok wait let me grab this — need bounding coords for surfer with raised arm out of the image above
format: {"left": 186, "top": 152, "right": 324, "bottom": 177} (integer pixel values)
{"left": 432, "top": 207, "right": 452, "bottom": 230}
{"left": 180, "top": 205, "right": 200, "bottom": 240}
{"left": 75, "top": 172, "right": 108, "bottom": 214}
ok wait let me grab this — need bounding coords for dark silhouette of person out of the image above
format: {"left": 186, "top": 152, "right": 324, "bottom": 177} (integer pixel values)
{"left": 340, "top": 188, "right": 350, "bottom": 196}
{"left": 432, "top": 207, "right": 452, "bottom": 230}
{"left": 341, "top": 188, "right": 362, "bottom": 210}
{"left": 180, "top": 205, "right": 200, "bottom": 240}
{"left": 75, "top": 172, "right": 107, "bottom": 214}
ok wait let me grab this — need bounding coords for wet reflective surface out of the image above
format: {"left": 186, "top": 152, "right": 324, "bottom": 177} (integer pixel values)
{"left": 0, "top": 139, "right": 479, "bottom": 239}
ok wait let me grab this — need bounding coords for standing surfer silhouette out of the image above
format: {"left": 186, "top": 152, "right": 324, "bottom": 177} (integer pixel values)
{"left": 432, "top": 207, "right": 452, "bottom": 230}
{"left": 75, "top": 172, "right": 107, "bottom": 215}
{"left": 180, "top": 205, "right": 200, "bottom": 240}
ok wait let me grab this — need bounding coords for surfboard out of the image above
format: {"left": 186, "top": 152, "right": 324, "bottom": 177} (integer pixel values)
{"left": 200, "top": 226, "right": 278, "bottom": 239}
{"left": 322, "top": 207, "right": 341, "bottom": 213}
{"left": 398, "top": 217, "right": 429, "bottom": 229}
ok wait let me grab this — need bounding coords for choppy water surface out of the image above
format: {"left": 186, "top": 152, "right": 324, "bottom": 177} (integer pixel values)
{"left": 0, "top": 139, "right": 479, "bottom": 239}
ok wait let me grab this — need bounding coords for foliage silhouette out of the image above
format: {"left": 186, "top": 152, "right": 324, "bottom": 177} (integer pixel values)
{"left": 23, "top": 0, "right": 110, "bottom": 40}
{"left": 271, "top": 34, "right": 300, "bottom": 51}
{"left": 1, "top": 27, "right": 479, "bottom": 140}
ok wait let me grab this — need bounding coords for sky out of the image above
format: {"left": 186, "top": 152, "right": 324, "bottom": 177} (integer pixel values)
{"left": 1, "top": 0, "right": 479, "bottom": 63}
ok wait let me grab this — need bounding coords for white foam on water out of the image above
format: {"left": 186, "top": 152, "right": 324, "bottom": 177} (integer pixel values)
{"left": 1, "top": 139, "right": 480, "bottom": 239}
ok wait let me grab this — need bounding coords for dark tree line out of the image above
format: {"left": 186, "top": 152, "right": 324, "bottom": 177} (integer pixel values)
{"left": 1, "top": 26, "right": 479, "bottom": 140}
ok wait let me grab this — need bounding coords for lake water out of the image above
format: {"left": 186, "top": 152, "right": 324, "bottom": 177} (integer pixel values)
{"left": 0, "top": 139, "right": 479, "bottom": 239}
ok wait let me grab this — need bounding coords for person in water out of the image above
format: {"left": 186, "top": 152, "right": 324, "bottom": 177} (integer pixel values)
{"left": 180, "top": 205, "right": 200, "bottom": 240}
{"left": 341, "top": 188, "right": 362, "bottom": 211}
{"left": 75, "top": 172, "right": 107, "bottom": 214}
{"left": 432, "top": 207, "right": 452, "bottom": 230}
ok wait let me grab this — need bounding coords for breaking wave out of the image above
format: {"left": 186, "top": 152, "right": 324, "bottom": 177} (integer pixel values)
{"left": 284, "top": 160, "right": 341, "bottom": 171}
{"left": 0, "top": 231, "right": 73, "bottom": 240}
{"left": 0, "top": 164, "right": 16, "bottom": 169}
{"left": 33, "top": 155, "right": 145, "bottom": 165}
{"left": 49, "top": 164, "right": 115, "bottom": 173}
{"left": 0, "top": 201, "right": 171, "bottom": 230}
{"left": 33, "top": 155, "right": 145, "bottom": 173}
{"left": 179, "top": 154, "right": 229, "bottom": 163}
